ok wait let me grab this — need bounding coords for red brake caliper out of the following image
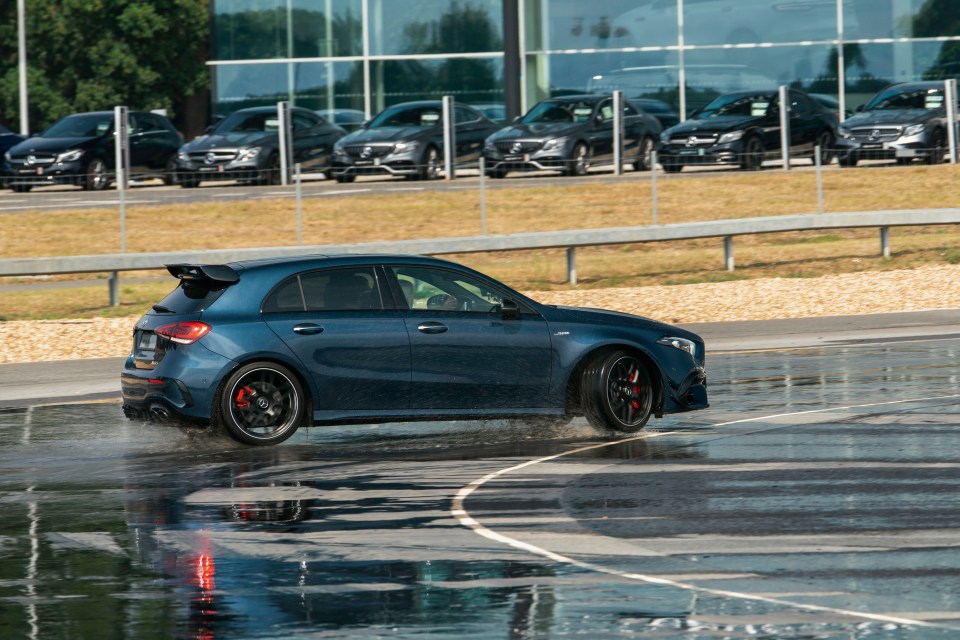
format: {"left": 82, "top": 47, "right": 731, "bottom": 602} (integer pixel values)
{"left": 235, "top": 386, "right": 254, "bottom": 409}
{"left": 629, "top": 369, "right": 640, "bottom": 409}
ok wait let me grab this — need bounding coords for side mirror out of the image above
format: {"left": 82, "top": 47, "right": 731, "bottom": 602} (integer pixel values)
{"left": 501, "top": 298, "right": 520, "bottom": 320}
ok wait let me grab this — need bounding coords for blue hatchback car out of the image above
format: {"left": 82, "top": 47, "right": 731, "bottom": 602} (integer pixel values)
{"left": 121, "top": 255, "right": 708, "bottom": 446}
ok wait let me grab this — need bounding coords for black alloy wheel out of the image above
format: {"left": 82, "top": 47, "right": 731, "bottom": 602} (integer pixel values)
{"left": 739, "top": 137, "right": 764, "bottom": 171}
{"left": 581, "top": 350, "right": 655, "bottom": 433}
{"left": 633, "top": 136, "right": 656, "bottom": 172}
{"left": 814, "top": 131, "right": 835, "bottom": 165}
{"left": 259, "top": 153, "right": 281, "bottom": 185}
{"left": 214, "top": 362, "right": 306, "bottom": 446}
{"left": 564, "top": 142, "right": 590, "bottom": 177}
{"left": 84, "top": 158, "right": 110, "bottom": 191}
{"left": 417, "top": 146, "right": 441, "bottom": 180}
{"left": 925, "top": 129, "right": 945, "bottom": 165}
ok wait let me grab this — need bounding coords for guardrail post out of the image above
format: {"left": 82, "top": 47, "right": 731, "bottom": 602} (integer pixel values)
{"left": 880, "top": 226, "right": 891, "bottom": 258}
{"left": 109, "top": 271, "right": 120, "bottom": 307}
{"left": 724, "top": 235, "right": 735, "bottom": 271}
{"left": 566, "top": 247, "right": 577, "bottom": 285}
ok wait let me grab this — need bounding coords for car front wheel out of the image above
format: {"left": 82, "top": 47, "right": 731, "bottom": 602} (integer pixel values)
{"left": 214, "top": 362, "right": 306, "bottom": 446}
{"left": 633, "top": 136, "right": 656, "bottom": 172}
{"left": 739, "top": 137, "right": 764, "bottom": 171}
{"left": 925, "top": 129, "right": 945, "bottom": 165}
{"left": 564, "top": 142, "right": 590, "bottom": 176}
{"left": 84, "top": 158, "right": 110, "bottom": 191}
{"left": 581, "top": 350, "right": 654, "bottom": 433}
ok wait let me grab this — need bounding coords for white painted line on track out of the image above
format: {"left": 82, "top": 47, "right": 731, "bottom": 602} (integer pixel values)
{"left": 452, "top": 394, "right": 960, "bottom": 630}
{"left": 320, "top": 189, "right": 373, "bottom": 195}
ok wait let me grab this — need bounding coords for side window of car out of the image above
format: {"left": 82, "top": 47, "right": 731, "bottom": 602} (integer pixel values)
{"left": 622, "top": 102, "right": 639, "bottom": 117}
{"left": 790, "top": 93, "right": 814, "bottom": 115}
{"left": 390, "top": 266, "right": 525, "bottom": 314}
{"left": 292, "top": 113, "right": 318, "bottom": 132}
{"left": 454, "top": 107, "right": 478, "bottom": 124}
{"left": 263, "top": 267, "right": 382, "bottom": 313}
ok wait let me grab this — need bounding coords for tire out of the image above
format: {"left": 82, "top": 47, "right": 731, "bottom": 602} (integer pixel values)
{"left": 633, "top": 136, "right": 656, "bottom": 172}
{"left": 838, "top": 154, "right": 858, "bottom": 168}
{"left": 814, "top": 131, "right": 835, "bottom": 165}
{"left": 259, "top": 153, "right": 281, "bottom": 185}
{"left": 178, "top": 173, "right": 201, "bottom": 188}
{"left": 84, "top": 158, "right": 110, "bottom": 191}
{"left": 580, "top": 350, "right": 655, "bottom": 433}
{"left": 335, "top": 174, "right": 356, "bottom": 183}
{"left": 417, "top": 146, "right": 441, "bottom": 181}
{"left": 924, "top": 129, "right": 945, "bottom": 165}
{"left": 739, "top": 137, "right": 764, "bottom": 171}
{"left": 661, "top": 162, "right": 683, "bottom": 173}
{"left": 487, "top": 166, "right": 508, "bottom": 179}
{"left": 564, "top": 142, "right": 590, "bottom": 176}
{"left": 213, "top": 362, "right": 307, "bottom": 446}
{"left": 162, "top": 156, "right": 178, "bottom": 186}
{"left": 11, "top": 183, "right": 32, "bottom": 193}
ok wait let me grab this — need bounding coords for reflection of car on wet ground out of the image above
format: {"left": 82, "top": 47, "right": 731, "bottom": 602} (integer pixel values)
{"left": 4, "top": 110, "right": 182, "bottom": 192}
{"left": 121, "top": 255, "right": 708, "bottom": 446}
{"left": 657, "top": 88, "right": 839, "bottom": 172}
{"left": 330, "top": 101, "right": 500, "bottom": 182}
{"left": 175, "top": 106, "right": 346, "bottom": 187}
{"left": 835, "top": 82, "right": 952, "bottom": 167}
{"left": 482, "top": 94, "right": 662, "bottom": 178}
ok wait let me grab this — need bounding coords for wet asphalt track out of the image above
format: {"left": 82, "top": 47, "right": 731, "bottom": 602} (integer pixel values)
{"left": 2, "top": 312, "right": 960, "bottom": 638}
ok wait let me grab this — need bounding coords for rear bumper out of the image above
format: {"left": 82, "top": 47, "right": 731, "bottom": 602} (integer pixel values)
{"left": 120, "top": 349, "right": 235, "bottom": 422}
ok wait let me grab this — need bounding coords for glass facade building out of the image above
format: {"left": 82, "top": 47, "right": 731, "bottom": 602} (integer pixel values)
{"left": 210, "top": 0, "right": 960, "bottom": 120}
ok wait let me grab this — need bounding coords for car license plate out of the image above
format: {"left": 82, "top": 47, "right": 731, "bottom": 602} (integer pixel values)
{"left": 679, "top": 149, "right": 703, "bottom": 156}
{"left": 354, "top": 160, "right": 374, "bottom": 166}
{"left": 504, "top": 155, "right": 522, "bottom": 161}
{"left": 199, "top": 165, "right": 223, "bottom": 172}
{"left": 861, "top": 143, "right": 883, "bottom": 149}
{"left": 35, "top": 167, "right": 44, "bottom": 175}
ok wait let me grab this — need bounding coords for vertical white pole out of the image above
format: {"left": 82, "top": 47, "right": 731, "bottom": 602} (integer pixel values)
{"left": 836, "top": 0, "right": 846, "bottom": 122}
{"left": 567, "top": 247, "right": 577, "bottom": 285}
{"left": 479, "top": 156, "right": 487, "bottom": 235}
{"left": 724, "top": 236, "right": 735, "bottom": 271}
{"left": 815, "top": 145, "right": 824, "bottom": 214}
{"left": 17, "top": 0, "right": 28, "bottom": 135}
{"left": 651, "top": 150, "right": 658, "bottom": 226}
{"left": 295, "top": 163, "right": 303, "bottom": 245}
{"left": 114, "top": 106, "right": 128, "bottom": 253}
{"left": 677, "top": 0, "right": 686, "bottom": 121}
{"left": 613, "top": 90, "right": 623, "bottom": 175}
{"left": 442, "top": 95, "right": 455, "bottom": 180}
{"left": 779, "top": 85, "right": 791, "bottom": 170}
{"left": 277, "top": 101, "right": 290, "bottom": 186}
{"left": 945, "top": 79, "right": 958, "bottom": 165}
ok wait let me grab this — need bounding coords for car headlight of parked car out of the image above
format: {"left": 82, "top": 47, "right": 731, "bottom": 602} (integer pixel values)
{"left": 660, "top": 131, "right": 671, "bottom": 144}
{"left": 394, "top": 141, "right": 417, "bottom": 152}
{"left": 838, "top": 125, "right": 853, "bottom": 139}
{"left": 902, "top": 123, "right": 926, "bottom": 137}
{"left": 177, "top": 148, "right": 189, "bottom": 161}
{"left": 4, "top": 151, "right": 10, "bottom": 162}
{"left": 541, "top": 137, "right": 566, "bottom": 152}
{"left": 236, "top": 147, "right": 261, "bottom": 161}
{"left": 657, "top": 336, "right": 697, "bottom": 358}
{"left": 718, "top": 130, "right": 744, "bottom": 144}
{"left": 56, "top": 149, "right": 84, "bottom": 163}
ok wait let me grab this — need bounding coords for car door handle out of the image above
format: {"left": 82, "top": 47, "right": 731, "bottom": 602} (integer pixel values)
{"left": 293, "top": 323, "right": 324, "bottom": 335}
{"left": 417, "top": 321, "right": 448, "bottom": 334}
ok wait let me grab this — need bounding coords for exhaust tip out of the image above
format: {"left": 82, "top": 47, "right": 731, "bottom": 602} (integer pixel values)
{"left": 149, "top": 405, "right": 171, "bottom": 422}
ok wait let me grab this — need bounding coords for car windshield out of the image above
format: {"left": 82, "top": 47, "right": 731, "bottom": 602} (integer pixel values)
{"left": 43, "top": 114, "right": 114, "bottom": 138}
{"left": 521, "top": 101, "right": 596, "bottom": 124}
{"left": 214, "top": 111, "right": 282, "bottom": 134}
{"left": 697, "top": 94, "right": 774, "bottom": 118}
{"left": 865, "top": 87, "right": 944, "bottom": 111}
{"left": 368, "top": 105, "right": 441, "bottom": 128}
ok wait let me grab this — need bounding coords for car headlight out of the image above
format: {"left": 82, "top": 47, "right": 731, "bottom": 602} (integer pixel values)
{"left": 237, "top": 147, "right": 261, "bottom": 161}
{"left": 902, "top": 123, "right": 925, "bottom": 137}
{"left": 718, "top": 130, "right": 744, "bottom": 144}
{"left": 660, "top": 131, "right": 671, "bottom": 144}
{"left": 838, "top": 126, "right": 853, "bottom": 139}
{"left": 394, "top": 141, "right": 418, "bottom": 151}
{"left": 484, "top": 141, "right": 497, "bottom": 152}
{"left": 4, "top": 151, "right": 10, "bottom": 162}
{"left": 543, "top": 138, "right": 568, "bottom": 152}
{"left": 657, "top": 336, "right": 697, "bottom": 358}
{"left": 56, "top": 149, "right": 84, "bottom": 163}
{"left": 177, "top": 148, "right": 189, "bottom": 161}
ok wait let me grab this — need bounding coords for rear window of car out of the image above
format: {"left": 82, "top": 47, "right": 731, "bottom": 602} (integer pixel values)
{"left": 155, "top": 281, "right": 229, "bottom": 314}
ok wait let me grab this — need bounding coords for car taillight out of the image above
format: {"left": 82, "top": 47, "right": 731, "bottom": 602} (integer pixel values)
{"left": 155, "top": 321, "right": 211, "bottom": 345}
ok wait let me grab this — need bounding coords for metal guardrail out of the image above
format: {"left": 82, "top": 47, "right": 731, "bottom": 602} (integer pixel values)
{"left": 3, "top": 208, "right": 959, "bottom": 301}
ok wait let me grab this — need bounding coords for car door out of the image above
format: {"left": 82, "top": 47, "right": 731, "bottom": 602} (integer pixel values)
{"left": 261, "top": 266, "right": 411, "bottom": 417}
{"left": 388, "top": 264, "right": 554, "bottom": 411}
{"left": 620, "top": 100, "right": 647, "bottom": 159}
{"left": 587, "top": 99, "right": 615, "bottom": 161}
{"left": 452, "top": 106, "right": 494, "bottom": 162}
{"left": 128, "top": 113, "right": 178, "bottom": 173}
{"left": 787, "top": 92, "right": 822, "bottom": 156}
{"left": 291, "top": 111, "right": 335, "bottom": 170}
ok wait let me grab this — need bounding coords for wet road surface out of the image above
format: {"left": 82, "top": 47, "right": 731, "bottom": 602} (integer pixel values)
{"left": 2, "top": 328, "right": 960, "bottom": 638}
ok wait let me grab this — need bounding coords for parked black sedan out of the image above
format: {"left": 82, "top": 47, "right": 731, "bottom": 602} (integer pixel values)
{"left": 658, "top": 89, "right": 839, "bottom": 172}
{"left": 121, "top": 254, "right": 708, "bottom": 446}
{"left": 175, "top": 106, "right": 346, "bottom": 187}
{"left": 330, "top": 101, "right": 500, "bottom": 182}
{"left": 482, "top": 95, "right": 662, "bottom": 178}
{"left": 835, "top": 82, "right": 951, "bottom": 167}
{"left": 3, "top": 111, "right": 182, "bottom": 192}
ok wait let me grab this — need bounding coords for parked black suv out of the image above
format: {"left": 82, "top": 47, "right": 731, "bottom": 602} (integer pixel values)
{"left": 176, "top": 106, "right": 346, "bottom": 187}
{"left": 330, "top": 101, "right": 500, "bottom": 182}
{"left": 3, "top": 111, "right": 182, "bottom": 192}
{"left": 836, "top": 82, "right": 952, "bottom": 167}
{"left": 657, "top": 89, "right": 838, "bottom": 172}
{"left": 482, "top": 94, "right": 662, "bottom": 178}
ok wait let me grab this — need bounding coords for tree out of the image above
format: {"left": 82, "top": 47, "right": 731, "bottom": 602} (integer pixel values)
{"left": 0, "top": 0, "right": 210, "bottom": 134}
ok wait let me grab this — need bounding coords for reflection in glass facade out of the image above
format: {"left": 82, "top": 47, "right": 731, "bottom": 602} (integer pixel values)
{"left": 210, "top": 0, "right": 960, "bottom": 121}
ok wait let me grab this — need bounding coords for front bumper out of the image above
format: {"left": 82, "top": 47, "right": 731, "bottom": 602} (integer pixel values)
{"left": 483, "top": 148, "right": 572, "bottom": 173}
{"left": 4, "top": 159, "right": 88, "bottom": 186}
{"left": 658, "top": 140, "right": 745, "bottom": 166}
{"left": 835, "top": 133, "right": 933, "bottom": 161}
{"left": 177, "top": 159, "right": 264, "bottom": 182}
{"left": 331, "top": 146, "right": 424, "bottom": 177}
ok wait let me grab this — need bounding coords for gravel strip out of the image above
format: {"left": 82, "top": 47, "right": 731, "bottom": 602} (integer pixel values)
{"left": 2, "top": 265, "right": 959, "bottom": 364}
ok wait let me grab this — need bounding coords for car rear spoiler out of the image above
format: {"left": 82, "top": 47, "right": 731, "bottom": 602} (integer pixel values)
{"left": 166, "top": 264, "right": 240, "bottom": 284}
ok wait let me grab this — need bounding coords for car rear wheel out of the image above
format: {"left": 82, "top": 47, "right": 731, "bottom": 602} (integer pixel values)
{"left": 214, "top": 362, "right": 306, "bottom": 446}
{"left": 739, "top": 137, "right": 764, "bottom": 171}
{"left": 581, "top": 350, "right": 654, "bottom": 433}
{"left": 633, "top": 136, "right": 656, "bottom": 172}
{"left": 84, "top": 158, "right": 110, "bottom": 191}
{"left": 564, "top": 142, "right": 590, "bottom": 176}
